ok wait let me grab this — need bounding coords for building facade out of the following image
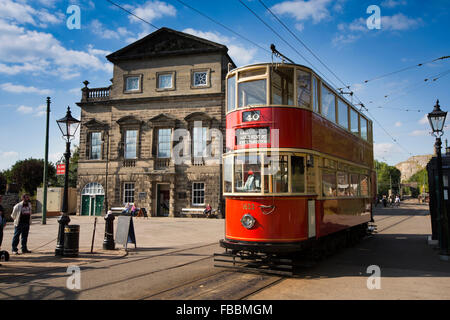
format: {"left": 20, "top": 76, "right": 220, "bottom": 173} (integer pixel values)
{"left": 76, "top": 28, "right": 235, "bottom": 217}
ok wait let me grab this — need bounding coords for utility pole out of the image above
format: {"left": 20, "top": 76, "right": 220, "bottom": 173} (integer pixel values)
{"left": 42, "top": 97, "right": 51, "bottom": 225}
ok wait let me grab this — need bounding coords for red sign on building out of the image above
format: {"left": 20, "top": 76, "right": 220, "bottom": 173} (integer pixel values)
{"left": 56, "top": 164, "right": 66, "bottom": 175}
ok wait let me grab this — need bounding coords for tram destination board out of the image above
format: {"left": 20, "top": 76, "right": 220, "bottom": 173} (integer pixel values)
{"left": 236, "top": 127, "right": 270, "bottom": 145}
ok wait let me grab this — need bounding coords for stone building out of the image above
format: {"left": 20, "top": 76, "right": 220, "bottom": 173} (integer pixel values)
{"left": 76, "top": 27, "right": 235, "bottom": 217}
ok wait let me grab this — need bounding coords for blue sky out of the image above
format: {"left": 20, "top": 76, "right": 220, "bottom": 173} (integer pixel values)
{"left": 0, "top": 0, "right": 449, "bottom": 171}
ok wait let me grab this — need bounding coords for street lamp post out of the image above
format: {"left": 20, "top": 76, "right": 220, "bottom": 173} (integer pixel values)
{"left": 427, "top": 99, "right": 450, "bottom": 260}
{"left": 55, "top": 106, "right": 80, "bottom": 256}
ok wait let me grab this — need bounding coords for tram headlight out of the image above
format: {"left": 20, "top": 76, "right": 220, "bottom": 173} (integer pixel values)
{"left": 241, "top": 214, "right": 256, "bottom": 229}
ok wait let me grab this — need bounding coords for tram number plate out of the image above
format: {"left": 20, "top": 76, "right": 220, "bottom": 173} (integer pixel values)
{"left": 236, "top": 127, "right": 270, "bottom": 145}
{"left": 243, "top": 203, "right": 255, "bottom": 210}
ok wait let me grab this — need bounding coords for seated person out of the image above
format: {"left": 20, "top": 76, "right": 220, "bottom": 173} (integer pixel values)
{"left": 122, "top": 203, "right": 131, "bottom": 214}
{"left": 130, "top": 204, "right": 137, "bottom": 216}
{"left": 237, "top": 170, "right": 261, "bottom": 192}
{"left": 204, "top": 204, "right": 212, "bottom": 217}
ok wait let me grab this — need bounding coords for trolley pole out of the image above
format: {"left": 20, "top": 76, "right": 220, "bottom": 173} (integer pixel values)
{"left": 42, "top": 97, "right": 51, "bottom": 225}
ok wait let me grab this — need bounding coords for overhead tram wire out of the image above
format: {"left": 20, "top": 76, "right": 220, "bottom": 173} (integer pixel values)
{"left": 237, "top": 0, "right": 340, "bottom": 90}
{"left": 257, "top": 0, "right": 349, "bottom": 90}
{"left": 362, "top": 55, "right": 450, "bottom": 85}
{"left": 106, "top": 0, "right": 159, "bottom": 30}
{"left": 171, "top": 0, "right": 271, "bottom": 56}
{"left": 239, "top": 0, "right": 413, "bottom": 159}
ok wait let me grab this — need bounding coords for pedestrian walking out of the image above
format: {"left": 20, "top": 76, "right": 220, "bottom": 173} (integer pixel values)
{"left": 11, "top": 194, "right": 33, "bottom": 255}
{"left": 382, "top": 195, "right": 387, "bottom": 207}
{"left": 0, "top": 195, "right": 6, "bottom": 250}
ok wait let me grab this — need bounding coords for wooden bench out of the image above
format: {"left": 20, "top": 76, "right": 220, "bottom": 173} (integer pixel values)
{"left": 181, "top": 208, "right": 218, "bottom": 218}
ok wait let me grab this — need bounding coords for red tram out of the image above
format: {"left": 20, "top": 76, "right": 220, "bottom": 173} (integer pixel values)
{"left": 219, "top": 63, "right": 375, "bottom": 260}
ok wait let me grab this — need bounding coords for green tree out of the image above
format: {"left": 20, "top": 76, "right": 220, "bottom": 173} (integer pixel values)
{"left": 407, "top": 167, "right": 428, "bottom": 197}
{"left": 0, "top": 171, "right": 6, "bottom": 194}
{"left": 8, "top": 158, "right": 56, "bottom": 196}
{"left": 375, "top": 160, "right": 401, "bottom": 197}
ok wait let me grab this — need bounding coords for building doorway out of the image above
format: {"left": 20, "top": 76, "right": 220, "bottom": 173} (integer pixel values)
{"left": 81, "top": 182, "right": 104, "bottom": 216}
{"left": 156, "top": 184, "right": 170, "bottom": 217}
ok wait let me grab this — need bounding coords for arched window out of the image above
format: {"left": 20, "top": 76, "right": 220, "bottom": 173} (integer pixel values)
{"left": 82, "top": 182, "right": 104, "bottom": 196}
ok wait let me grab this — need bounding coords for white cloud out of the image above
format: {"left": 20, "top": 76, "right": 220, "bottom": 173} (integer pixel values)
{"left": 124, "top": 1, "right": 176, "bottom": 24}
{"left": 333, "top": 13, "right": 423, "bottom": 47}
{"left": 395, "top": 121, "right": 402, "bottom": 127}
{"left": 182, "top": 28, "right": 257, "bottom": 66}
{"left": 2, "top": 82, "right": 51, "bottom": 95}
{"left": 271, "top": 0, "right": 333, "bottom": 24}
{"left": 409, "top": 129, "right": 430, "bottom": 137}
{"left": 419, "top": 114, "right": 429, "bottom": 125}
{"left": 382, "top": 14, "right": 423, "bottom": 31}
{"left": 0, "top": 0, "right": 64, "bottom": 27}
{"left": 374, "top": 142, "right": 396, "bottom": 159}
{"left": 16, "top": 104, "right": 47, "bottom": 117}
{"left": 0, "top": 19, "right": 112, "bottom": 78}
{"left": 381, "top": 0, "right": 407, "bottom": 8}
{"left": 17, "top": 105, "right": 34, "bottom": 114}
{"left": 0, "top": 151, "right": 19, "bottom": 159}
{"left": 90, "top": 19, "right": 133, "bottom": 40}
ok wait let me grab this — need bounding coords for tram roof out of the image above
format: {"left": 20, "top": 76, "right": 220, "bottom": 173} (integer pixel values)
{"left": 228, "top": 62, "right": 372, "bottom": 124}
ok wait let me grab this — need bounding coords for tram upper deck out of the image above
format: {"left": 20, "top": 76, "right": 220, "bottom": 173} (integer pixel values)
{"left": 225, "top": 63, "right": 373, "bottom": 168}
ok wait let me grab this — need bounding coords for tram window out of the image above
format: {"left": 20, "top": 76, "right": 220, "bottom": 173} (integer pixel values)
{"left": 313, "top": 76, "right": 320, "bottom": 113}
{"left": 234, "top": 155, "right": 261, "bottom": 193}
{"left": 322, "top": 170, "right": 337, "bottom": 197}
{"left": 368, "top": 121, "right": 373, "bottom": 142}
{"left": 321, "top": 84, "right": 336, "bottom": 123}
{"left": 297, "top": 70, "right": 311, "bottom": 108}
{"left": 273, "top": 155, "right": 289, "bottom": 193}
{"left": 350, "top": 108, "right": 359, "bottom": 136}
{"left": 291, "top": 156, "right": 305, "bottom": 193}
{"left": 349, "top": 173, "right": 360, "bottom": 196}
{"left": 224, "top": 156, "right": 233, "bottom": 193}
{"left": 337, "top": 172, "right": 350, "bottom": 196}
{"left": 238, "top": 80, "right": 267, "bottom": 108}
{"left": 360, "top": 175, "right": 369, "bottom": 196}
{"left": 360, "top": 117, "right": 368, "bottom": 140}
{"left": 227, "top": 75, "right": 236, "bottom": 112}
{"left": 338, "top": 99, "right": 349, "bottom": 130}
{"left": 239, "top": 68, "right": 266, "bottom": 79}
{"left": 271, "top": 67, "right": 294, "bottom": 105}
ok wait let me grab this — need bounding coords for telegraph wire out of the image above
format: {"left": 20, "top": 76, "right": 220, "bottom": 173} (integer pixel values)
{"left": 171, "top": 0, "right": 271, "bottom": 55}
{"left": 105, "top": 0, "right": 159, "bottom": 30}
{"left": 237, "top": 0, "right": 340, "bottom": 90}
{"left": 362, "top": 55, "right": 450, "bottom": 84}
{"left": 258, "top": 0, "right": 349, "bottom": 90}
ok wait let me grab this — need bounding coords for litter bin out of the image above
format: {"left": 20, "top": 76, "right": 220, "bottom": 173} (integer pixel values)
{"left": 63, "top": 225, "right": 80, "bottom": 257}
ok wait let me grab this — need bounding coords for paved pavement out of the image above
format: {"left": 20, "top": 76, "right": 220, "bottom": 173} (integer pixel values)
{"left": 1, "top": 199, "right": 449, "bottom": 300}
{"left": 249, "top": 199, "right": 450, "bottom": 300}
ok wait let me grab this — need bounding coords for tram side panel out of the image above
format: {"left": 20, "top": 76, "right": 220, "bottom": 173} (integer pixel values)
{"left": 311, "top": 113, "right": 373, "bottom": 237}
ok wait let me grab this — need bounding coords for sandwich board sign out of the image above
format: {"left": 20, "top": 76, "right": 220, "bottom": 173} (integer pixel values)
{"left": 115, "top": 215, "right": 137, "bottom": 250}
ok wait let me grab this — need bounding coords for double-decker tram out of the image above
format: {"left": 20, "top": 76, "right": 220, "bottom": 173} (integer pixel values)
{"left": 215, "top": 62, "right": 375, "bottom": 274}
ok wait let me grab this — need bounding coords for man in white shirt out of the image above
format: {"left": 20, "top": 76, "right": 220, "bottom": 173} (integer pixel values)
{"left": 11, "top": 194, "right": 32, "bottom": 254}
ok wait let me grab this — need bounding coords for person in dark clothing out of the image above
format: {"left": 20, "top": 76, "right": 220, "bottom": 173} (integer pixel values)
{"left": 11, "top": 194, "right": 32, "bottom": 254}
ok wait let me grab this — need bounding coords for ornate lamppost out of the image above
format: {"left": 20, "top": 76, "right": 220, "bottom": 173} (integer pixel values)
{"left": 427, "top": 99, "right": 450, "bottom": 261}
{"left": 55, "top": 106, "right": 80, "bottom": 256}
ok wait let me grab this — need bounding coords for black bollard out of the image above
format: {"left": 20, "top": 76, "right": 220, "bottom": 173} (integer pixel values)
{"left": 55, "top": 215, "right": 70, "bottom": 256}
{"left": 103, "top": 211, "right": 115, "bottom": 250}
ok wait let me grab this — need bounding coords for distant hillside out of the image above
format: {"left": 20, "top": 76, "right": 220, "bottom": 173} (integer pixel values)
{"left": 395, "top": 155, "right": 432, "bottom": 182}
